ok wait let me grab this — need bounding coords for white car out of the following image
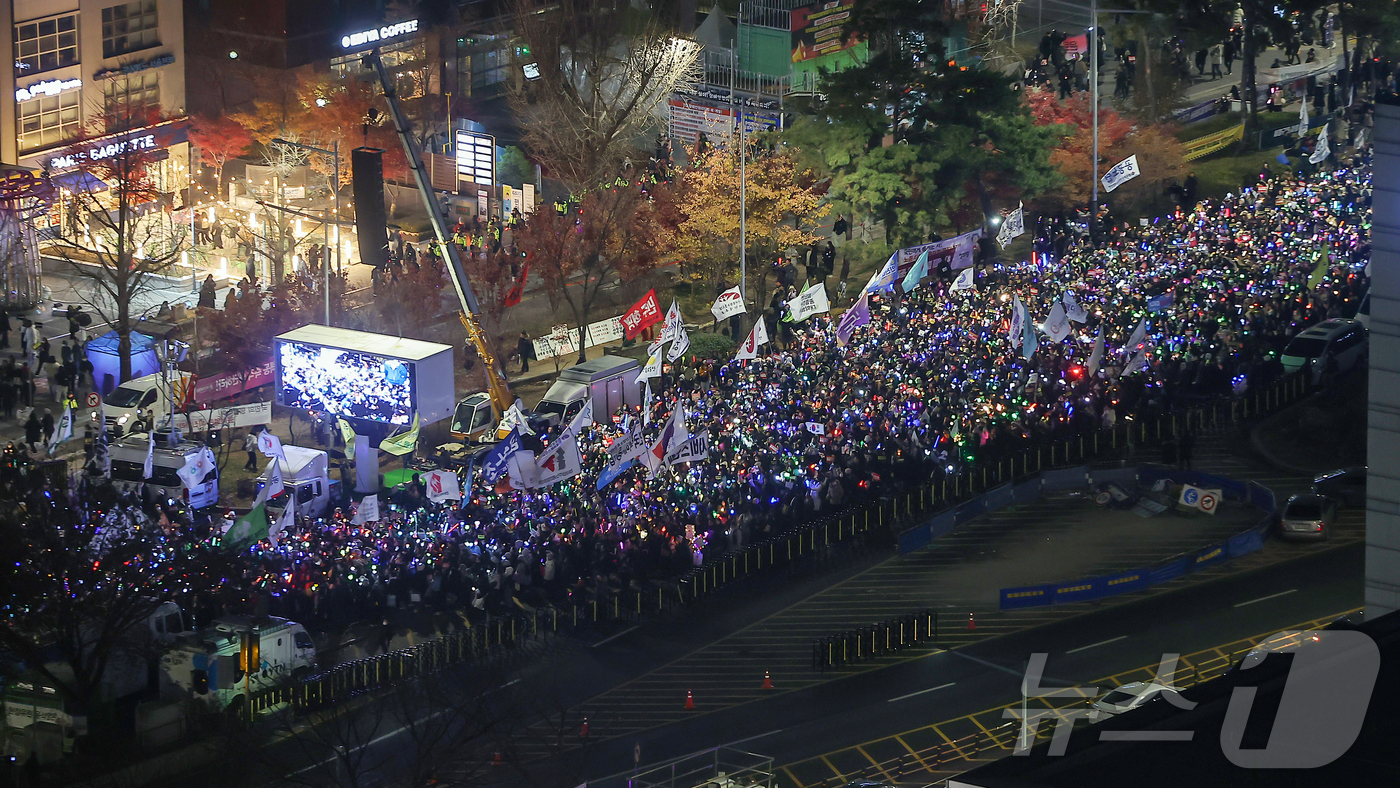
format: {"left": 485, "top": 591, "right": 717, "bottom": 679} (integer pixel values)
{"left": 1091, "top": 681, "right": 1181, "bottom": 717}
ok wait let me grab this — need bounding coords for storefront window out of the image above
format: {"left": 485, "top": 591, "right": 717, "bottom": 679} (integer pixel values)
{"left": 17, "top": 90, "right": 80, "bottom": 152}
{"left": 14, "top": 14, "right": 78, "bottom": 76}
{"left": 102, "top": 72, "right": 160, "bottom": 116}
{"left": 101, "top": 0, "right": 159, "bottom": 59}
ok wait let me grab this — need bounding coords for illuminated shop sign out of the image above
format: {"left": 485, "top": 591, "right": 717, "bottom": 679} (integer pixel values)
{"left": 341, "top": 19, "right": 418, "bottom": 49}
{"left": 16, "top": 77, "right": 81, "bottom": 102}
{"left": 94, "top": 53, "right": 175, "bottom": 80}
{"left": 45, "top": 119, "right": 189, "bottom": 171}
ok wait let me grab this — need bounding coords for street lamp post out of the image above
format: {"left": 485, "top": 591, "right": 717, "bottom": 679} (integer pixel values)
{"left": 272, "top": 138, "right": 340, "bottom": 325}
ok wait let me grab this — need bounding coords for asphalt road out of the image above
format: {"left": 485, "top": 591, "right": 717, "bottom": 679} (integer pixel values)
{"left": 580, "top": 539, "right": 1362, "bottom": 788}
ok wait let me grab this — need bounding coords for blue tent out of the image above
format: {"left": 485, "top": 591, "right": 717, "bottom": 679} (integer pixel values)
{"left": 86, "top": 330, "right": 159, "bottom": 394}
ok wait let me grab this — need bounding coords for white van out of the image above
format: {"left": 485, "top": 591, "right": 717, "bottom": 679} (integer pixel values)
{"left": 535, "top": 354, "right": 641, "bottom": 427}
{"left": 108, "top": 433, "right": 220, "bottom": 508}
{"left": 104, "top": 371, "right": 193, "bottom": 438}
{"left": 1281, "top": 318, "right": 1367, "bottom": 384}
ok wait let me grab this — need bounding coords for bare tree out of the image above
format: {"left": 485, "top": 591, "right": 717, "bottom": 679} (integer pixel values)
{"left": 507, "top": 0, "right": 701, "bottom": 187}
{"left": 49, "top": 104, "right": 189, "bottom": 382}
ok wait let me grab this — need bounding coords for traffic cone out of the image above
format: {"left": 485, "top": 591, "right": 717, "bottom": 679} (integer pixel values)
{"left": 580, "top": 717, "right": 589, "bottom": 738}
{"left": 492, "top": 752, "right": 503, "bottom": 767}
{"left": 967, "top": 612, "right": 976, "bottom": 632}
{"left": 762, "top": 670, "right": 773, "bottom": 690}
{"left": 685, "top": 690, "right": 695, "bottom": 710}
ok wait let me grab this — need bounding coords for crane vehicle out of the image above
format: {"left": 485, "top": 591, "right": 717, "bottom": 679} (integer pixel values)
{"left": 363, "top": 50, "right": 515, "bottom": 443}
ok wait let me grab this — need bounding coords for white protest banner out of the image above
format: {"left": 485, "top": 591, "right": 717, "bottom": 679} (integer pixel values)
{"left": 1100, "top": 155, "right": 1141, "bottom": 193}
{"left": 666, "top": 429, "right": 710, "bottom": 465}
{"left": 353, "top": 494, "right": 380, "bottom": 523}
{"left": 184, "top": 401, "right": 273, "bottom": 432}
{"left": 952, "top": 267, "right": 975, "bottom": 292}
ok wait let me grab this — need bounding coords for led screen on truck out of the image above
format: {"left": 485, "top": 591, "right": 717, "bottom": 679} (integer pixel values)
{"left": 275, "top": 340, "right": 415, "bottom": 425}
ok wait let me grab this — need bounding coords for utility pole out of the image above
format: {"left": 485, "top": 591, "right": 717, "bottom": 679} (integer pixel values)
{"left": 732, "top": 7, "right": 748, "bottom": 305}
{"left": 1090, "top": 0, "right": 1098, "bottom": 211}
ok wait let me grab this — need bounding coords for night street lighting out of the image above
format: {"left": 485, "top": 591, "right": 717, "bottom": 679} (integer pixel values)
{"left": 270, "top": 137, "right": 342, "bottom": 325}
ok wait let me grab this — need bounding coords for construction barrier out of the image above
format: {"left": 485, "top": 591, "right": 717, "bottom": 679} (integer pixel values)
{"left": 998, "top": 471, "right": 1278, "bottom": 610}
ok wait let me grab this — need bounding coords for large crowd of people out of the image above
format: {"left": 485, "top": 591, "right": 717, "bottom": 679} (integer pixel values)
{"left": 183, "top": 147, "right": 1374, "bottom": 631}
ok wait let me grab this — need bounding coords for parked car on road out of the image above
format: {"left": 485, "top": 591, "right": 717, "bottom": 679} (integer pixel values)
{"left": 1312, "top": 467, "right": 1367, "bottom": 508}
{"left": 1279, "top": 493, "right": 1339, "bottom": 540}
{"left": 1090, "top": 681, "right": 1182, "bottom": 718}
{"left": 1280, "top": 318, "right": 1366, "bottom": 384}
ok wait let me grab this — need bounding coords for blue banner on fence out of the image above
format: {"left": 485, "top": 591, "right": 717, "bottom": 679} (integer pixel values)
{"left": 1001, "top": 584, "right": 1053, "bottom": 609}
{"left": 1174, "top": 98, "right": 1223, "bottom": 124}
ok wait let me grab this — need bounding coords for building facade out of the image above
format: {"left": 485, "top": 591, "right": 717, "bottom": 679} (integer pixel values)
{"left": 0, "top": 0, "right": 187, "bottom": 173}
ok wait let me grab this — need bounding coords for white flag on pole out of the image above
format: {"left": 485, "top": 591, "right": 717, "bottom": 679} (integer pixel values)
{"left": 666, "top": 322, "right": 691, "bottom": 362}
{"left": 635, "top": 352, "right": 662, "bottom": 384}
{"left": 996, "top": 202, "right": 1025, "bottom": 248}
{"left": 1125, "top": 317, "right": 1148, "bottom": 353}
{"left": 1062, "top": 290, "right": 1088, "bottom": 323}
{"left": 142, "top": 431, "right": 155, "bottom": 479}
{"left": 1087, "top": 328, "right": 1105, "bottom": 376}
{"left": 567, "top": 398, "right": 594, "bottom": 434}
{"left": 641, "top": 380, "right": 652, "bottom": 426}
{"left": 734, "top": 318, "right": 769, "bottom": 360}
{"left": 533, "top": 431, "right": 583, "bottom": 487}
{"left": 1309, "top": 122, "right": 1330, "bottom": 164}
{"left": 424, "top": 469, "right": 462, "bottom": 502}
{"left": 269, "top": 496, "right": 294, "bottom": 547}
{"left": 711, "top": 287, "right": 746, "bottom": 320}
{"left": 257, "top": 429, "right": 287, "bottom": 462}
{"left": 1042, "top": 302, "right": 1072, "bottom": 342}
{"left": 1298, "top": 98, "right": 1310, "bottom": 137}
{"left": 1100, "top": 155, "right": 1141, "bottom": 193}
{"left": 951, "top": 267, "right": 976, "bottom": 292}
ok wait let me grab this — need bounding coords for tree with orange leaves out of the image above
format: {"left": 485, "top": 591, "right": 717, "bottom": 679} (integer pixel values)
{"left": 1024, "top": 89, "right": 1187, "bottom": 214}
{"left": 48, "top": 104, "right": 188, "bottom": 382}
{"left": 188, "top": 112, "right": 254, "bottom": 189}
{"left": 517, "top": 174, "right": 678, "bottom": 363}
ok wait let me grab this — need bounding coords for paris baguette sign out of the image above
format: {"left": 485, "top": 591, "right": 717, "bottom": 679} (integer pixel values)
{"left": 341, "top": 19, "right": 418, "bottom": 49}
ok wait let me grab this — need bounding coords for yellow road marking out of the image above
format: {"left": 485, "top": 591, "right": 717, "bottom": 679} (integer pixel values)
{"left": 855, "top": 745, "right": 896, "bottom": 782}
{"left": 819, "top": 755, "right": 845, "bottom": 782}
{"left": 895, "top": 734, "right": 934, "bottom": 773}
{"left": 780, "top": 766, "right": 806, "bottom": 788}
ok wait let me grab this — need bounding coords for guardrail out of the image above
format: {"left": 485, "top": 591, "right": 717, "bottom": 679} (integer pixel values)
{"left": 793, "top": 611, "right": 1359, "bottom": 788}
{"left": 999, "top": 470, "right": 1277, "bottom": 610}
{"left": 811, "top": 610, "right": 939, "bottom": 671}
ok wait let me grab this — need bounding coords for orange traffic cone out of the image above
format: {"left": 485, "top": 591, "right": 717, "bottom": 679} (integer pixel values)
{"left": 580, "top": 717, "right": 589, "bottom": 738}
{"left": 967, "top": 612, "right": 976, "bottom": 632}
{"left": 685, "top": 690, "right": 695, "bottom": 710}
{"left": 762, "top": 671, "right": 773, "bottom": 690}
{"left": 492, "top": 752, "right": 504, "bottom": 767}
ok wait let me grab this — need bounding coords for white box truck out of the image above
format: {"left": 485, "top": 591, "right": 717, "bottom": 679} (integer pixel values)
{"left": 254, "top": 445, "right": 341, "bottom": 519}
{"left": 535, "top": 354, "right": 641, "bottom": 427}
{"left": 108, "top": 434, "right": 220, "bottom": 509}
{"left": 160, "top": 616, "right": 317, "bottom": 711}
